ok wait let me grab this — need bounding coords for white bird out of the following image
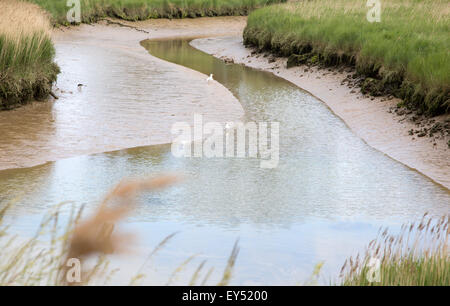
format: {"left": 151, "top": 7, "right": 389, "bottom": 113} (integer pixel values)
{"left": 225, "top": 123, "right": 235, "bottom": 140}
{"left": 178, "top": 140, "right": 189, "bottom": 151}
{"left": 206, "top": 74, "right": 214, "bottom": 83}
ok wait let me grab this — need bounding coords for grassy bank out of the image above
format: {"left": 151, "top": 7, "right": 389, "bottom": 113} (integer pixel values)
{"left": 340, "top": 214, "right": 449, "bottom": 286}
{"left": 31, "top": 0, "right": 286, "bottom": 24}
{"left": 244, "top": 0, "right": 450, "bottom": 115}
{"left": 0, "top": 0, "right": 59, "bottom": 109}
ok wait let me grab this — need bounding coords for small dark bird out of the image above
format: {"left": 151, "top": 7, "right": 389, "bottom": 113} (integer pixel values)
{"left": 50, "top": 91, "right": 58, "bottom": 99}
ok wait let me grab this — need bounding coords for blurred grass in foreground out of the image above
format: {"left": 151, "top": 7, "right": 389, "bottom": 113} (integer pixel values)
{"left": 1, "top": 178, "right": 448, "bottom": 286}
{"left": 0, "top": 175, "right": 240, "bottom": 286}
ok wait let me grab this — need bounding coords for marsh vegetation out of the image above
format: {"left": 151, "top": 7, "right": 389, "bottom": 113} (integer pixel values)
{"left": 0, "top": 0, "right": 59, "bottom": 109}
{"left": 340, "top": 214, "right": 449, "bottom": 286}
{"left": 244, "top": 0, "right": 450, "bottom": 115}
{"left": 31, "top": 0, "right": 286, "bottom": 24}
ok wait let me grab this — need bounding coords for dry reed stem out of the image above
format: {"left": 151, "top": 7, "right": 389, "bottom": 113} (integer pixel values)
{"left": 59, "top": 174, "right": 180, "bottom": 285}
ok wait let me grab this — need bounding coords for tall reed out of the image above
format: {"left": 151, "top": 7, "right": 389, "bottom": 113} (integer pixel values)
{"left": 340, "top": 213, "right": 449, "bottom": 286}
{"left": 0, "top": 0, "right": 59, "bottom": 109}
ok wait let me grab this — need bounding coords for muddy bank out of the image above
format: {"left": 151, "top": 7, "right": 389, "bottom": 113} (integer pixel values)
{"left": 191, "top": 36, "right": 450, "bottom": 189}
{"left": 0, "top": 17, "right": 246, "bottom": 170}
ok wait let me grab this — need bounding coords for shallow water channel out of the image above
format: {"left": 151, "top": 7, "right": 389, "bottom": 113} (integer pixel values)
{"left": 1, "top": 38, "right": 449, "bottom": 285}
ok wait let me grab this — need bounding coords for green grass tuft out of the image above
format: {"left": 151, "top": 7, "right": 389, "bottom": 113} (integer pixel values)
{"left": 0, "top": 0, "right": 60, "bottom": 109}
{"left": 340, "top": 214, "right": 449, "bottom": 286}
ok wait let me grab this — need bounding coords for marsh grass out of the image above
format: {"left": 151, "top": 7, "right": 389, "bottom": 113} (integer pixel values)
{"left": 340, "top": 213, "right": 449, "bottom": 286}
{"left": 0, "top": 0, "right": 59, "bottom": 109}
{"left": 31, "top": 0, "right": 286, "bottom": 24}
{"left": 0, "top": 175, "right": 240, "bottom": 286}
{"left": 244, "top": 0, "right": 450, "bottom": 115}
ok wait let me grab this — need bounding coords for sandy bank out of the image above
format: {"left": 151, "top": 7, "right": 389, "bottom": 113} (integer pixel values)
{"left": 0, "top": 17, "right": 246, "bottom": 170}
{"left": 191, "top": 36, "right": 450, "bottom": 189}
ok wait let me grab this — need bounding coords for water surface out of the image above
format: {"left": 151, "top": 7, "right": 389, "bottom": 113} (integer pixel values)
{"left": 1, "top": 39, "right": 449, "bottom": 285}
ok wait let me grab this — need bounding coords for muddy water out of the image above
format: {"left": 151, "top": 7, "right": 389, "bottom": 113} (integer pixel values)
{"left": 1, "top": 38, "right": 449, "bottom": 285}
{"left": 0, "top": 28, "right": 243, "bottom": 170}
